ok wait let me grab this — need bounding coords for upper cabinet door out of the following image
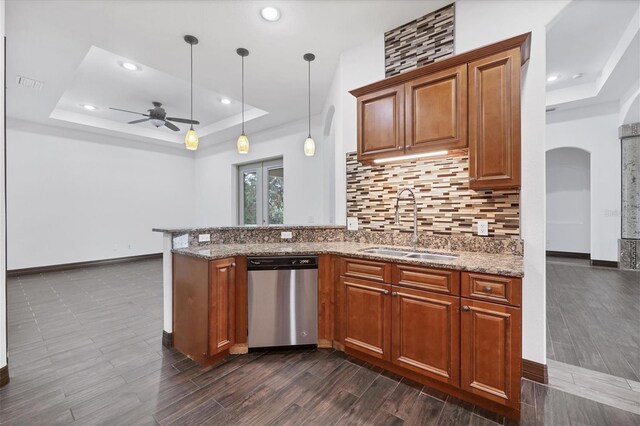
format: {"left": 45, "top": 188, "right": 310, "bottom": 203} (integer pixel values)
{"left": 357, "top": 84, "right": 405, "bottom": 162}
{"left": 209, "top": 257, "right": 236, "bottom": 356}
{"left": 468, "top": 48, "right": 521, "bottom": 189}
{"left": 405, "top": 64, "right": 468, "bottom": 154}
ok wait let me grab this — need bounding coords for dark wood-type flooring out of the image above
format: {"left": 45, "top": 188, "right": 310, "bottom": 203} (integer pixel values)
{"left": 546, "top": 256, "right": 640, "bottom": 381}
{"left": 2, "top": 258, "right": 640, "bottom": 425}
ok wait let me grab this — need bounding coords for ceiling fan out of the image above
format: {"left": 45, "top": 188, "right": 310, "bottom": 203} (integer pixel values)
{"left": 109, "top": 101, "right": 199, "bottom": 131}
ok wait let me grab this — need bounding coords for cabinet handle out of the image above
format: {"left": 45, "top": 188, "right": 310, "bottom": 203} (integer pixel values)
{"left": 469, "top": 177, "right": 476, "bottom": 182}
{"left": 462, "top": 305, "right": 470, "bottom": 312}
{"left": 383, "top": 290, "right": 390, "bottom": 295}
{"left": 483, "top": 286, "right": 492, "bottom": 292}
{"left": 406, "top": 146, "right": 412, "bottom": 150}
{"left": 392, "top": 291, "right": 398, "bottom": 296}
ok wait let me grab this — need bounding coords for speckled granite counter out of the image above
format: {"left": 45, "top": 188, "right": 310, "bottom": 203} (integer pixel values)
{"left": 172, "top": 242, "right": 523, "bottom": 277}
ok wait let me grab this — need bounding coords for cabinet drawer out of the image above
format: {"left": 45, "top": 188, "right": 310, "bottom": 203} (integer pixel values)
{"left": 341, "top": 258, "right": 391, "bottom": 283}
{"left": 461, "top": 272, "right": 521, "bottom": 306}
{"left": 392, "top": 264, "right": 460, "bottom": 295}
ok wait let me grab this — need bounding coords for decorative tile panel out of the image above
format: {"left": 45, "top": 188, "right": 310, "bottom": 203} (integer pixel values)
{"left": 346, "top": 152, "right": 520, "bottom": 238}
{"left": 385, "top": 4, "right": 455, "bottom": 77}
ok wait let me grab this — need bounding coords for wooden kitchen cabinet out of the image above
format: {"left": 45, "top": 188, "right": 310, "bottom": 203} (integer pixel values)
{"left": 391, "top": 286, "right": 460, "bottom": 386}
{"left": 351, "top": 33, "right": 530, "bottom": 190}
{"left": 468, "top": 48, "right": 521, "bottom": 189}
{"left": 460, "top": 298, "right": 521, "bottom": 407}
{"left": 357, "top": 84, "right": 405, "bottom": 162}
{"left": 173, "top": 254, "right": 236, "bottom": 365}
{"left": 356, "top": 65, "right": 467, "bottom": 163}
{"left": 405, "top": 64, "right": 467, "bottom": 154}
{"left": 342, "top": 276, "right": 391, "bottom": 361}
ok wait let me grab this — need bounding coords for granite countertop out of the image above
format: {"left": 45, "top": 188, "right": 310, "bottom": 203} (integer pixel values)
{"left": 172, "top": 242, "right": 523, "bottom": 277}
{"left": 153, "top": 225, "right": 344, "bottom": 233}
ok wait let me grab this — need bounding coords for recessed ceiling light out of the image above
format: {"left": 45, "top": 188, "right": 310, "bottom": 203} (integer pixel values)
{"left": 260, "top": 6, "right": 281, "bottom": 22}
{"left": 572, "top": 73, "right": 583, "bottom": 79}
{"left": 82, "top": 104, "right": 97, "bottom": 111}
{"left": 547, "top": 74, "right": 560, "bottom": 82}
{"left": 121, "top": 62, "right": 139, "bottom": 71}
{"left": 220, "top": 98, "right": 231, "bottom": 105}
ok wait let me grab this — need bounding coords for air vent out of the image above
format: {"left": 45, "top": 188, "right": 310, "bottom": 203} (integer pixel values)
{"left": 16, "top": 75, "right": 44, "bottom": 90}
{"left": 545, "top": 107, "right": 557, "bottom": 113}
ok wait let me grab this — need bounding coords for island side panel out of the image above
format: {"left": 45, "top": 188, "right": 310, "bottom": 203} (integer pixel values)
{"left": 173, "top": 253, "right": 210, "bottom": 363}
{"left": 231, "top": 256, "right": 248, "bottom": 354}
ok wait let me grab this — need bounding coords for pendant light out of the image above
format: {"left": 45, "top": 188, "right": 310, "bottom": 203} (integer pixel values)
{"left": 236, "top": 48, "right": 250, "bottom": 154}
{"left": 184, "top": 35, "right": 199, "bottom": 150}
{"left": 303, "top": 53, "right": 316, "bottom": 156}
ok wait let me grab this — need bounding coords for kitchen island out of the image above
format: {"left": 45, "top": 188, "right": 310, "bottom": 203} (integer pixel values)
{"left": 155, "top": 225, "right": 525, "bottom": 421}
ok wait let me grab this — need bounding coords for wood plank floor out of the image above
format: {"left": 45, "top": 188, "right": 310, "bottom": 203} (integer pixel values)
{"left": 2, "top": 258, "right": 640, "bottom": 425}
{"left": 546, "top": 256, "right": 640, "bottom": 381}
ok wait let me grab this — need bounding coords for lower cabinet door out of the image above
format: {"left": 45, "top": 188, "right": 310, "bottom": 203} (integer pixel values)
{"left": 460, "top": 298, "right": 521, "bottom": 406}
{"left": 342, "top": 277, "right": 391, "bottom": 361}
{"left": 391, "top": 287, "right": 460, "bottom": 386}
{"left": 209, "top": 258, "right": 236, "bottom": 355}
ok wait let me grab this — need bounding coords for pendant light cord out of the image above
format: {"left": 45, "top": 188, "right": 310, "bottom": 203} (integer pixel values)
{"left": 190, "top": 43, "right": 194, "bottom": 131}
{"left": 241, "top": 55, "right": 245, "bottom": 134}
{"left": 308, "top": 59, "right": 311, "bottom": 138}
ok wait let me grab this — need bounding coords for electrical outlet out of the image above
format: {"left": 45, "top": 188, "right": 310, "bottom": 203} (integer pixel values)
{"left": 281, "top": 231, "right": 293, "bottom": 239}
{"left": 477, "top": 220, "right": 489, "bottom": 236}
{"left": 347, "top": 217, "right": 358, "bottom": 231}
{"left": 198, "top": 233, "right": 211, "bottom": 242}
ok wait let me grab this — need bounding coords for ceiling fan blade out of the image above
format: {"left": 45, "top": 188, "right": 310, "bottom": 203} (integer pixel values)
{"left": 128, "top": 118, "right": 151, "bottom": 124}
{"left": 166, "top": 117, "right": 200, "bottom": 125}
{"left": 163, "top": 121, "right": 180, "bottom": 132}
{"left": 109, "top": 107, "right": 149, "bottom": 117}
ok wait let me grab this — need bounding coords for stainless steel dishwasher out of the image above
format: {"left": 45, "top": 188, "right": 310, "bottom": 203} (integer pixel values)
{"left": 247, "top": 256, "right": 318, "bottom": 349}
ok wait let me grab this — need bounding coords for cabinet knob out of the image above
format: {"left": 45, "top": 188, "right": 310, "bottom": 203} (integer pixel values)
{"left": 383, "top": 290, "right": 390, "bottom": 295}
{"left": 231, "top": 263, "right": 236, "bottom": 267}
{"left": 397, "top": 146, "right": 402, "bottom": 150}
{"left": 469, "top": 177, "right": 476, "bottom": 182}
{"left": 483, "top": 286, "right": 492, "bottom": 292}
{"left": 392, "top": 291, "right": 398, "bottom": 296}
{"left": 462, "top": 305, "right": 470, "bottom": 312}
{"left": 406, "top": 146, "right": 412, "bottom": 150}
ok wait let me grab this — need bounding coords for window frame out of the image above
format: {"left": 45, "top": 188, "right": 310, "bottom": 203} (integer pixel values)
{"left": 237, "top": 158, "right": 284, "bottom": 226}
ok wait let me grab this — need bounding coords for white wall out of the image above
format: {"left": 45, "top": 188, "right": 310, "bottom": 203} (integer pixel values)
{"left": 546, "top": 111, "right": 621, "bottom": 261}
{"left": 546, "top": 147, "right": 591, "bottom": 254}
{"left": 194, "top": 117, "right": 329, "bottom": 226}
{"left": 6, "top": 121, "right": 196, "bottom": 270}
{"left": 1, "top": 0, "right": 7, "bottom": 372}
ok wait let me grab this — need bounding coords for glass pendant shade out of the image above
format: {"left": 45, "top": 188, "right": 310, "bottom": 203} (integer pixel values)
{"left": 237, "top": 133, "right": 249, "bottom": 154}
{"left": 304, "top": 136, "right": 316, "bottom": 156}
{"left": 185, "top": 128, "right": 199, "bottom": 150}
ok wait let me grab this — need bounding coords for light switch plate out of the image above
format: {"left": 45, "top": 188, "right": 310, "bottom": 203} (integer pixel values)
{"left": 347, "top": 217, "right": 359, "bottom": 231}
{"left": 281, "top": 231, "right": 293, "bottom": 239}
{"left": 477, "top": 220, "right": 489, "bottom": 236}
{"left": 198, "top": 233, "right": 211, "bottom": 242}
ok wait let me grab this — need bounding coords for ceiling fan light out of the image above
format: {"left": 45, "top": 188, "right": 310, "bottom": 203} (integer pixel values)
{"left": 185, "top": 128, "right": 199, "bottom": 150}
{"left": 150, "top": 118, "right": 164, "bottom": 127}
{"left": 304, "top": 136, "right": 315, "bottom": 156}
{"left": 237, "top": 133, "right": 249, "bottom": 154}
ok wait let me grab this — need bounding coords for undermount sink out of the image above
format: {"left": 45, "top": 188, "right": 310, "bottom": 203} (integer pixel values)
{"left": 361, "top": 247, "right": 458, "bottom": 261}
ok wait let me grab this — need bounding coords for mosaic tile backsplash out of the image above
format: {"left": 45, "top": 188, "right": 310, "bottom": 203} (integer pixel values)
{"left": 384, "top": 3, "right": 455, "bottom": 77}
{"left": 346, "top": 152, "right": 520, "bottom": 238}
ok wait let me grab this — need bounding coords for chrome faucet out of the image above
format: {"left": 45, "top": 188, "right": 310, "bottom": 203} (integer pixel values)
{"left": 394, "top": 187, "right": 418, "bottom": 245}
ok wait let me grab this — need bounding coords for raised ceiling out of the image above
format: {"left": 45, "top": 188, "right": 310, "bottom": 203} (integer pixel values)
{"left": 546, "top": 0, "right": 640, "bottom": 113}
{"left": 6, "top": 0, "right": 452, "bottom": 149}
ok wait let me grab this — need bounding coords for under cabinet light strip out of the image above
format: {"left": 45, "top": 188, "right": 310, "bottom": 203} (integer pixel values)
{"left": 373, "top": 150, "right": 448, "bottom": 164}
